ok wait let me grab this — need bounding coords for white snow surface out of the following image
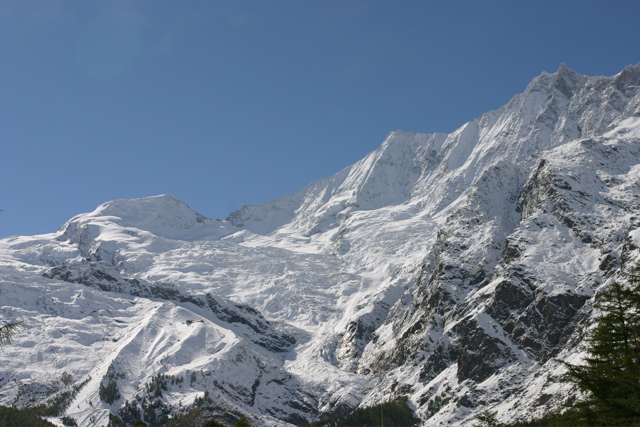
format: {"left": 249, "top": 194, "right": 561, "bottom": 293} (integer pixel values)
{"left": 1, "top": 64, "right": 640, "bottom": 426}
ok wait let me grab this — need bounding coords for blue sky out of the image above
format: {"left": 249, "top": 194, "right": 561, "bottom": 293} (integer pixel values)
{"left": 1, "top": 0, "right": 639, "bottom": 238}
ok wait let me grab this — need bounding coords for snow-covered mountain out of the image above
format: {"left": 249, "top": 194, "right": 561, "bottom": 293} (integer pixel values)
{"left": 2, "top": 63, "right": 640, "bottom": 426}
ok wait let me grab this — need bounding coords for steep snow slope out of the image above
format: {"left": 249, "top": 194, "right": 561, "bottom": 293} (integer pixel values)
{"left": 1, "top": 64, "right": 640, "bottom": 426}
{"left": 0, "top": 240, "right": 312, "bottom": 426}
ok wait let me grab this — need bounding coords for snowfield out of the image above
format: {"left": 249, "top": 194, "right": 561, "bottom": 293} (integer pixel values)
{"left": 1, "top": 63, "right": 640, "bottom": 426}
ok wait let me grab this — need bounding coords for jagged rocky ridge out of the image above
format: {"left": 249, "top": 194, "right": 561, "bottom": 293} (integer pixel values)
{"left": 1, "top": 64, "right": 640, "bottom": 426}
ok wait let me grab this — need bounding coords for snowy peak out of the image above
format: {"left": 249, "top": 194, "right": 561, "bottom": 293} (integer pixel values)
{"left": 341, "top": 131, "right": 442, "bottom": 209}
{"left": 52, "top": 65, "right": 640, "bottom": 252}
{"left": 84, "top": 194, "right": 208, "bottom": 231}
{"left": 226, "top": 130, "right": 448, "bottom": 238}
{"left": 3, "top": 65, "right": 640, "bottom": 427}
{"left": 528, "top": 63, "right": 583, "bottom": 93}
{"left": 550, "top": 63, "right": 583, "bottom": 98}
{"left": 57, "top": 195, "right": 234, "bottom": 243}
{"left": 614, "top": 63, "right": 640, "bottom": 96}
{"left": 228, "top": 65, "right": 640, "bottom": 241}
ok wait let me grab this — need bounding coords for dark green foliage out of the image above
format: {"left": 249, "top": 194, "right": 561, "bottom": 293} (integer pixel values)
{"left": 194, "top": 391, "right": 214, "bottom": 407}
{"left": 234, "top": 415, "right": 252, "bottom": 426}
{"left": 7, "top": 375, "right": 92, "bottom": 421}
{"left": 474, "top": 410, "right": 501, "bottom": 427}
{"left": 141, "top": 396, "right": 170, "bottom": 426}
{"left": 425, "top": 388, "right": 452, "bottom": 420}
{"left": 38, "top": 375, "right": 91, "bottom": 417}
{"left": 61, "top": 415, "right": 78, "bottom": 426}
{"left": 60, "top": 371, "right": 74, "bottom": 387}
{"left": 502, "top": 408, "right": 593, "bottom": 426}
{"left": 307, "top": 396, "right": 420, "bottom": 427}
{"left": 170, "top": 375, "right": 184, "bottom": 387}
{"left": 100, "top": 365, "right": 124, "bottom": 405}
{"left": 561, "top": 269, "right": 640, "bottom": 425}
{"left": 163, "top": 393, "right": 246, "bottom": 427}
{"left": 164, "top": 408, "right": 203, "bottom": 427}
{"left": 0, "top": 322, "right": 21, "bottom": 347}
{"left": 119, "top": 398, "right": 141, "bottom": 424}
{"left": 0, "top": 405, "right": 57, "bottom": 426}
{"left": 164, "top": 407, "right": 227, "bottom": 427}
{"left": 117, "top": 374, "right": 183, "bottom": 426}
{"left": 33, "top": 398, "right": 68, "bottom": 417}
{"left": 144, "top": 400, "right": 158, "bottom": 425}
{"left": 117, "top": 393, "right": 171, "bottom": 426}
{"left": 108, "top": 412, "right": 127, "bottom": 427}
{"left": 146, "top": 373, "right": 169, "bottom": 398}
{"left": 99, "top": 378, "right": 121, "bottom": 405}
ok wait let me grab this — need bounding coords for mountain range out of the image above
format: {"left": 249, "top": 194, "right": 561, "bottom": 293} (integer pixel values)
{"left": 1, "top": 63, "right": 640, "bottom": 426}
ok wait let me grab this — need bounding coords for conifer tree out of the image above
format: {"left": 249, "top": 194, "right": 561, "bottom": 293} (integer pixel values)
{"left": 0, "top": 322, "right": 20, "bottom": 347}
{"left": 562, "top": 266, "right": 640, "bottom": 425}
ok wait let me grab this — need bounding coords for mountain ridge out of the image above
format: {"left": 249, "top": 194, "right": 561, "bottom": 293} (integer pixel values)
{"left": 1, "top": 63, "right": 640, "bottom": 426}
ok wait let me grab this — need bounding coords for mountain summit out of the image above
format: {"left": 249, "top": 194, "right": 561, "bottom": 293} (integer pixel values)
{"left": 1, "top": 64, "right": 640, "bottom": 426}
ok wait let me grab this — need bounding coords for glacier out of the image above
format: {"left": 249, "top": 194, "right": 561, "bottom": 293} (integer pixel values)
{"left": 1, "top": 63, "right": 640, "bottom": 426}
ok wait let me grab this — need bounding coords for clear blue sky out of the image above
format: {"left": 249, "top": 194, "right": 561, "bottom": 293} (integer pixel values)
{"left": 1, "top": 0, "right": 639, "bottom": 238}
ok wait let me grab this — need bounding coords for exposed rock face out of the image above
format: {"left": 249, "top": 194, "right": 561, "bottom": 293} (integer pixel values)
{"left": 1, "top": 64, "right": 640, "bottom": 426}
{"left": 346, "top": 64, "right": 640, "bottom": 423}
{"left": 43, "top": 261, "right": 296, "bottom": 353}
